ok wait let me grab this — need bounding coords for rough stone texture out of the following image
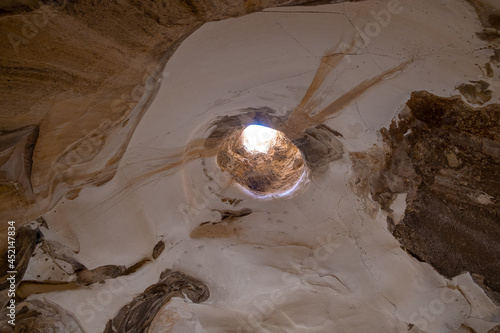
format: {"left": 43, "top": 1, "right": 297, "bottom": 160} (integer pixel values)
{"left": 211, "top": 108, "right": 343, "bottom": 195}
{"left": 360, "top": 91, "right": 500, "bottom": 297}
{"left": 457, "top": 80, "right": 492, "bottom": 105}
{"left": 76, "top": 264, "right": 127, "bottom": 285}
{"left": 151, "top": 240, "right": 165, "bottom": 259}
{"left": 0, "top": 0, "right": 404, "bottom": 233}
{"left": 218, "top": 126, "right": 305, "bottom": 195}
{"left": 0, "top": 126, "right": 38, "bottom": 223}
{"left": 104, "top": 269, "right": 209, "bottom": 333}
{"left": 489, "top": 325, "right": 500, "bottom": 333}
{"left": 0, "top": 0, "right": 319, "bottom": 227}
{"left": 291, "top": 124, "right": 344, "bottom": 173}
{"left": 10, "top": 234, "right": 167, "bottom": 300}
{"left": 0, "top": 299, "right": 85, "bottom": 333}
{"left": 467, "top": 0, "right": 500, "bottom": 80}
{"left": 2, "top": 0, "right": 500, "bottom": 331}
{"left": 468, "top": 0, "right": 500, "bottom": 41}
{"left": 190, "top": 208, "right": 253, "bottom": 238}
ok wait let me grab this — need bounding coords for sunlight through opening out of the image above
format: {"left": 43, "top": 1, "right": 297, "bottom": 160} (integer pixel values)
{"left": 217, "top": 121, "right": 307, "bottom": 196}
{"left": 242, "top": 125, "right": 279, "bottom": 154}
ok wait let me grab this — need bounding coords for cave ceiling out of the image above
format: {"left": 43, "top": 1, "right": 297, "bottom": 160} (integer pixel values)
{"left": 0, "top": 0, "right": 500, "bottom": 332}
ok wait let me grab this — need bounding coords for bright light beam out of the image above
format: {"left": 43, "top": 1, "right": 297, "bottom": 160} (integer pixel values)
{"left": 242, "top": 125, "right": 278, "bottom": 153}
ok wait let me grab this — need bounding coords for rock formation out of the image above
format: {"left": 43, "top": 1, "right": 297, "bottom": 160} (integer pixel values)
{"left": 1, "top": 0, "right": 500, "bottom": 332}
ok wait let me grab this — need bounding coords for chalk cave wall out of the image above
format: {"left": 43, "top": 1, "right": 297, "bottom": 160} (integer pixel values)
{"left": 1, "top": 0, "right": 500, "bottom": 332}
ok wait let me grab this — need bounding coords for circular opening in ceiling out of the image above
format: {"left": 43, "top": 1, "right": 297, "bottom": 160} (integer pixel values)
{"left": 242, "top": 125, "right": 279, "bottom": 154}
{"left": 217, "top": 124, "right": 307, "bottom": 197}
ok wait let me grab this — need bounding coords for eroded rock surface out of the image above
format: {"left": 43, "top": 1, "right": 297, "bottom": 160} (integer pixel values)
{"left": 353, "top": 91, "right": 500, "bottom": 298}
{"left": 2, "top": 0, "right": 500, "bottom": 332}
{"left": 0, "top": 299, "right": 85, "bottom": 333}
{"left": 217, "top": 125, "right": 305, "bottom": 195}
{"left": 0, "top": 0, "right": 319, "bottom": 226}
{"left": 104, "top": 269, "right": 209, "bottom": 333}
